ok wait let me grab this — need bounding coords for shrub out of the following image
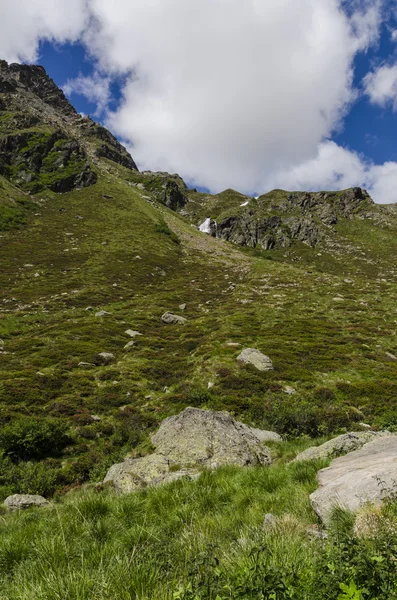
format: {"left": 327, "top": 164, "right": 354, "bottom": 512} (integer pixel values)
{"left": 0, "top": 417, "right": 70, "bottom": 461}
{"left": 154, "top": 218, "right": 181, "bottom": 244}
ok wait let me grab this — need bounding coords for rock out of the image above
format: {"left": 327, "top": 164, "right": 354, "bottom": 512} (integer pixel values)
{"left": 78, "top": 362, "right": 94, "bottom": 368}
{"left": 237, "top": 348, "right": 274, "bottom": 372}
{"left": 249, "top": 428, "right": 282, "bottom": 443}
{"left": 151, "top": 407, "right": 271, "bottom": 469}
{"left": 310, "top": 435, "right": 397, "bottom": 525}
{"left": 95, "top": 311, "right": 111, "bottom": 317}
{"left": 125, "top": 329, "right": 142, "bottom": 337}
{"left": 284, "top": 386, "right": 296, "bottom": 395}
{"left": 104, "top": 407, "right": 272, "bottom": 493}
{"left": 179, "top": 303, "right": 187, "bottom": 310}
{"left": 91, "top": 415, "right": 101, "bottom": 422}
{"left": 292, "top": 431, "right": 384, "bottom": 463}
{"left": 96, "top": 352, "right": 116, "bottom": 365}
{"left": 124, "top": 341, "right": 135, "bottom": 350}
{"left": 161, "top": 312, "right": 187, "bottom": 325}
{"left": 385, "top": 352, "right": 397, "bottom": 361}
{"left": 4, "top": 494, "right": 49, "bottom": 510}
{"left": 104, "top": 454, "right": 199, "bottom": 493}
{"left": 263, "top": 513, "right": 276, "bottom": 530}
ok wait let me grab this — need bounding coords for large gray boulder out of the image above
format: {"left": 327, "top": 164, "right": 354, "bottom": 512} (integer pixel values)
{"left": 4, "top": 494, "right": 49, "bottom": 510}
{"left": 151, "top": 407, "right": 272, "bottom": 468}
{"left": 310, "top": 435, "right": 397, "bottom": 525}
{"left": 237, "top": 348, "right": 274, "bottom": 372}
{"left": 104, "top": 407, "right": 273, "bottom": 493}
{"left": 292, "top": 431, "right": 384, "bottom": 463}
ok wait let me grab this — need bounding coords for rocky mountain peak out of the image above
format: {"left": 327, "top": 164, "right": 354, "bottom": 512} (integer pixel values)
{"left": 0, "top": 60, "right": 76, "bottom": 116}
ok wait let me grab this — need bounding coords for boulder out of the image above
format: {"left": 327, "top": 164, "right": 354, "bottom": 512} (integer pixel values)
{"left": 104, "top": 454, "right": 199, "bottom": 494}
{"left": 96, "top": 352, "right": 116, "bottom": 365}
{"left": 104, "top": 407, "right": 272, "bottom": 493}
{"left": 237, "top": 348, "right": 274, "bottom": 371}
{"left": 161, "top": 312, "right": 187, "bottom": 325}
{"left": 292, "top": 431, "right": 384, "bottom": 463}
{"left": 310, "top": 435, "right": 397, "bottom": 525}
{"left": 4, "top": 494, "right": 49, "bottom": 510}
{"left": 151, "top": 407, "right": 272, "bottom": 469}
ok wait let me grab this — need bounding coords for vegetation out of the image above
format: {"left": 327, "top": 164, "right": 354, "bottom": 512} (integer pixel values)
{"left": 1, "top": 460, "right": 397, "bottom": 599}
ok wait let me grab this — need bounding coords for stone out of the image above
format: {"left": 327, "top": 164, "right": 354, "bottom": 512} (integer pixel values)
{"left": 284, "top": 386, "right": 296, "bottom": 395}
{"left": 310, "top": 435, "right": 397, "bottom": 525}
{"left": 78, "top": 362, "right": 94, "bottom": 368}
{"left": 125, "top": 329, "right": 142, "bottom": 337}
{"left": 249, "top": 428, "right": 282, "bottom": 443}
{"left": 179, "top": 303, "right": 187, "bottom": 310}
{"left": 263, "top": 513, "right": 276, "bottom": 529}
{"left": 4, "top": 494, "right": 49, "bottom": 510}
{"left": 96, "top": 352, "right": 116, "bottom": 365}
{"left": 104, "top": 454, "right": 199, "bottom": 494}
{"left": 151, "top": 407, "right": 272, "bottom": 469}
{"left": 104, "top": 407, "right": 272, "bottom": 493}
{"left": 161, "top": 312, "right": 187, "bottom": 325}
{"left": 237, "top": 348, "right": 274, "bottom": 372}
{"left": 95, "top": 311, "right": 111, "bottom": 317}
{"left": 292, "top": 431, "right": 385, "bottom": 463}
{"left": 91, "top": 415, "right": 101, "bottom": 422}
{"left": 124, "top": 341, "right": 135, "bottom": 350}
{"left": 385, "top": 352, "right": 397, "bottom": 361}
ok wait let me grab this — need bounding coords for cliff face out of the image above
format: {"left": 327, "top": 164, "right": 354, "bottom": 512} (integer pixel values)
{"left": 0, "top": 60, "right": 138, "bottom": 194}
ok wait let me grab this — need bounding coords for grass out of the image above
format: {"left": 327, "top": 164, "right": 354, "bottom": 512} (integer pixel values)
{"left": 1, "top": 457, "right": 397, "bottom": 599}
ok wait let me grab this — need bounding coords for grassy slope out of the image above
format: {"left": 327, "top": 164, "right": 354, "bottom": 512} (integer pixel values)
{"left": 0, "top": 162, "right": 397, "bottom": 497}
{"left": 1, "top": 166, "right": 397, "bottom": 598}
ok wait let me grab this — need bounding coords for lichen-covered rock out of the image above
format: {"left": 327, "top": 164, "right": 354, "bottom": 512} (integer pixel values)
{"left": 237, "top": 348, "right": 274, "bottom": 371}
{"left": 292, "top": 431, "right": 386, "bottom": 463}
{"left": 104, "top": 454, "right": 199, "bottom": 493}
{"left": 4, "top": 494, "right": 49, "bottom": 510}
{"left": 104, "top": 408, "right": 273, "bottom": 493}
{"left": 151, "top": 407, "right": 272, "bottom": 469}
{"left": 161, "top": 312, "right": 187, "bottom": 325}
{"left": 310, "top": 435, "right": 397, "bottom": 525}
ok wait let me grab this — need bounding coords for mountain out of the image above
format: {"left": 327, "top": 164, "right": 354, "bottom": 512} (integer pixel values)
{"left": 0, "top": 60, "right": 397, "bottom": 499}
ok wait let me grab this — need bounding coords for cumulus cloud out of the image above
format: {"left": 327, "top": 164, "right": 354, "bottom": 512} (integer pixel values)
{"left": 364, "top": 63, "right": 397, "bottom": 110}
{"left": 0, "top": 0, "right": 88, "bottom": 63}
{"left": 63, "top": 72, "right": 111, "bottom": 115}
{"left": 90, "top": 0, "right": 365, "bottom": 192}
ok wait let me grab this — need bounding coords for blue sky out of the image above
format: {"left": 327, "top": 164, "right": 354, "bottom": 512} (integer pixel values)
{"left": 2, "top": 0, "right": 397, "bottom": 202}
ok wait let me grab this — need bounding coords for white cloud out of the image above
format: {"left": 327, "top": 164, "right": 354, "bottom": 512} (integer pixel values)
{"left": 0, "top": 0, "right": 88, "bottom": 63}
{"left": 364, "top": 62, "right": 397, "bottom": 110}
{"left": 63, "top": 72, "right": 111, "bottom": 115}
{"left": 80, "top": 0, "right": 381, "bottom": 194}
{"left": 3, "top": 0, "right": 395, "bottom": 202}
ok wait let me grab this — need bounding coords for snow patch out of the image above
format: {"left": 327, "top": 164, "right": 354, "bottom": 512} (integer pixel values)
{"left": 240, "top": 200, "right": 249, "bottom": 207}
{"left": 199, "top": 218, "right": 212, "bottom": 234}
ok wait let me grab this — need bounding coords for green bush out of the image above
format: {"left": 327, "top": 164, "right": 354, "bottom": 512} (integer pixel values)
{"left": 0, "top": 417, "right": 70, "bottom": 461}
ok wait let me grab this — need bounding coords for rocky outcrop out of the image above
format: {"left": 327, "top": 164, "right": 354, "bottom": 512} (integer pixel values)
{"left": 237, "top": 348, "right": 274, "bottom": 371}
{"left": 196, "top": 187, "right": 374, "bottom": 251}
{"left": 4, "top": 494, "right": 49, "bottom": 510}
{"left": 104, "top": 407, "right": 273, "bottom": 493}
{"left": 0, "top": 128, "right": 97, "bottom": 193}
{"left": 310, "top": 435, "right": 397, "bottom": 525}
{"left": 292, "top": 431, "right": 385, "bottom": 463}
{"left": 141, "top": 171, "right": 188, "bottom": 210}
{"left": 0, "top": 60, "right": 76, "bottom": 116}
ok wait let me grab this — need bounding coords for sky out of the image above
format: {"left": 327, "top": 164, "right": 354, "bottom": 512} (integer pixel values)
{"left": 2, "top": 1, "right": 397, "bottom": 203}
